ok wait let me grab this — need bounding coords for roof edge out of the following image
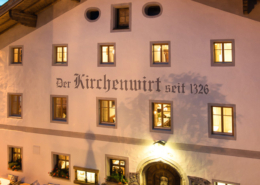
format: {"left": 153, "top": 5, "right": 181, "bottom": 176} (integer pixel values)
{"left": 0, "top": 0, "right": 23, "bottom": 17}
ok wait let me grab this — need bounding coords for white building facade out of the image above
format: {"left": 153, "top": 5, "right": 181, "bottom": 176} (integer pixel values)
{"left": 0, "top": 0, "right": 260, "bottom": 184}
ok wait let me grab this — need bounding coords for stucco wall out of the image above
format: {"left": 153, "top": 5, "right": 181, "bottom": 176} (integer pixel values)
{"left": 0, "top": 0, "right": 260, "bottom": 184}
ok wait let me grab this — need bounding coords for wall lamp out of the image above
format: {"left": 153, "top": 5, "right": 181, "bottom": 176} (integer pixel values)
{"left": 153, "top": 140, "right": 166, "bottom": 146}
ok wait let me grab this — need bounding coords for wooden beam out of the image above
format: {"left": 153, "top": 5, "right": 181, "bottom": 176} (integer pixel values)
{"left": 9, "top": 9, "right": 37, "bottom": 27}
{"left": 243, "top": 0, "right": 257, "bottom": 14}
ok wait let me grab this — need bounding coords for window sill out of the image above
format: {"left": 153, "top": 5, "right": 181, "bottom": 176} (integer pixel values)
{"left": 53, "top": 62, "right": 68, "bottom": 66}
{"left": 74, "top": 180, "right": 97, "bottom": 185}
{"left": 211, "top": 62, "right": 235, "bottom": 67}
{"left": 9, "top": 63, "right": 23, "bottom": 66}
{"left": 98, "top": 122, "right": 116, "bottom": 129}
{"left": 209, "top": 133, "right": 236, "bottom": 140}
{"left": 98, "top": 63, "right": 116, "bottom": 67}
{"left": 111, "top": 28, "right": 131, "bottom": 33}
{"left": 151, "top": 63, "right": 171, "bottom": 67}
{"left": 8, "top": 116, "right": 22, "bottom": 119}
{"left": 51, "top": 119, "right": 68, "bottom": 124}
{"left": 151, "top": 127, "right": 172, "bottom": 134}
{"left": 51, "top": 176, "right": 70, "bottom": 181}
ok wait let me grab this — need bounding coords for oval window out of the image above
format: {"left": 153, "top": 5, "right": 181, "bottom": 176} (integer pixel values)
{"left": 143, "top": 3, "right": 162, "bottom": 18}
{"left": 85, "top": 8, "right": 100, "bottom": 22}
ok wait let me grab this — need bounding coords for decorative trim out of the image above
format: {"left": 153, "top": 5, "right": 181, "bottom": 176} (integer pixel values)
{"left": 1, "top": 125, "right": 260, "bottom": 159}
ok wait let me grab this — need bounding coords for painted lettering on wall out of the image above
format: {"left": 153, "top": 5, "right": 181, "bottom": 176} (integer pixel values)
{"left": 56, "top": 74, "right": 209, "bottom": 94}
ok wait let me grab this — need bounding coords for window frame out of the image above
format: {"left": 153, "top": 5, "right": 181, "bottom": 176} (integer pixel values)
{"left": 7, "top": 146, "right": 23, "bottom": 172}
{"left": 7, "top": 93, "right": 23, "bottom": 119}
{"left": 50, "top": 95, "right": 68, "bottom": 124}
{"left": 105, "top": 154, "right": 129, "bottom": 179}
{"left": 85, "top": 7, "right": 101, "bottom": 22}
{"left": 208, "top": 103, "right": 236, "bottom": 140}
{"left": 142, "top": 2, "right": 163, "bottom": 18}
{"left": 96, "top": 97, "right": 117, "bottom": 129}
{"left": 73, "top": 166, "right": 99, "bottom": 185}
{"left": 52, "top": 44, "right": 68, "bottom": 66}
{"left": 210, "top": 39, "right": 235, "bottom": 67}
{"left": 149, "top": 100, "right": 173, "bottom": 134}
{"left": 9, "top": 45, "right": 23, "bottom": 66}
{"left": 150, "top": 41, "right": 171, "bottom": 67}
{"left": 97, "top": 43, "right": 116, "bottom": 67}
{"left": 212, "top": 179, "right": 240, "bottom": 185}
{"left": 51, "top": 152, "right": 71, "bottom": 180}
{"left": 111, "top": 3, "right": 132, "bottom": 32}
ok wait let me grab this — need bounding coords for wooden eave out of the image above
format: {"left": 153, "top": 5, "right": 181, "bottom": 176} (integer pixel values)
{"left": 0, "top": 0, "right": 80, "bottom": 34}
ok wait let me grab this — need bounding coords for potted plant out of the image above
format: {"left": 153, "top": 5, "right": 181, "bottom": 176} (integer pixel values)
{"left": 106, "top": 168, "right": 128, "bottom": 185}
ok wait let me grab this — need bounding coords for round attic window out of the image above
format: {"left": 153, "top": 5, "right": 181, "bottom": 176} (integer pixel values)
{"left": 85, "top": 8, "right": 100, "bottom": 22}
{"left": 143, "top": 2, "right": 163, "bottom": 18}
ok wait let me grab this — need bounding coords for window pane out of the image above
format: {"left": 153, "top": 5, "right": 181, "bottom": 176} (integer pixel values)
{"left": 120, "top": 167, "right": 125, "bottom": 175}
{"left": 224, "top": 116, "right": 232, "bottom": 133}
{"left": 223, "top": 108, "right": 232, "bottom": 116}
{"left": 109, "top": 101, "right": 116, "bottom": 123}
{"left": 213, "top": 107, "right": 221, "bottom": 115}
{"left": 224, "top": 49, "right": 232, "bottom": 62}
{"left": 62, "top": 98, "right": 67, "bottom": 118}
{"left": 59, "top": 155, "right": 65, "bottom": 160}
{"left": 153, "top": 45, "right": 161, "bottom": 63}
{"left": 55, "top": 98, "right": 62, "bottom": 118}
{"left": 19, "top": 48, "right": 22, "bottom": 62}
{"left": 154, "top": 103, "right": 162, "bottom": 127}
{"left": 162, "top": 45, "right": 169, "bottom": 63}
{"left": 112, "top": 160, "right": 119, "bottom": 165}
{"left": 60, "top": 161, "right": 66, "bottom": 169}
{"left": 162, "top": 104, "right": 171, "bottom": 128}
{"left": 224, "top": 43, "right": 232, "bottom": 49}
{"left": 87, "top": 172, "right": 95, "bottom": 183}
{"left": 77, "top": 170, "right": 86, "bottom": 181}
{"left": 101, "top": 107, "right": 108, "bottom": 122}
{"left": 217, "top": 183, "right": 226, "bottom": 185}
{"left": 109, "top": 46, "right": 114, "bottom": 63}
{"left": 14, "top": 49, "right": 19, "bottom": 63}
{"left": 112, "top": 166, "right": 119, "bottom": 172}
{"left": 63, "top": 47, "right": 67, "bottom": 62}
{"left": 66, "top": 156, "right": 69, "bottom": 160}
{"left": 213, "top": 115, "right": 222, "bottom": 132}
{"left": 65, "top": 161, "right": 69, "bottom": 169}
{"left": 120, "top": 161, "right": 125, "bottom": 165}
{"left": 102, "top": 46, "right": 108, "bottom": 63}
{"left": 57, "top": 47, "right": 63, "bottom": 62}
{"left": 214, "top": 43, "right": 222, "bottom": 62}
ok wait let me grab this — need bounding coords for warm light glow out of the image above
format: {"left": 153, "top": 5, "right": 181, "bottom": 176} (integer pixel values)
{"left": 87, "top": 172, "right": 95, "bottom": 183}
{"left": 213, "top": 126, "right": 219, "bottom": 131}
{"left": 0, "top": 178, "right": 10, "bottom": 185}
{"left": 77, "top": 170, "right": 86, "bottom": 181}
{"left": 154, "top": 111, "right": 157, "bottom": 114}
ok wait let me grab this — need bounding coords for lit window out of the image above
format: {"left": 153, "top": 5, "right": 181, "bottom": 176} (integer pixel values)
{"left": 13, "top": 48, "right": 22, "bottom": 63}
{"left": 152, "top": 44, "right": 169, "bottom": 63}
{"left": 117, "top": 8, "right": 129, "bottom": 29}
{"left": 101, "top": 46, "right": 115, "bottom": 64}
{"left": 111, "top": 159, "right": 125, "bottom": 175}
{"left": 153, "top": 103, "right": 171, "bottom": 129}
{"left": 52, "top": 96, "right": 67, "bottom": 122}
{"left": 211, "top": 40, "right": 235, "bottom": 66}
{"left": 50, "top": 154, "right": 69, "bottom": 179}
{"left": 212, "top": 106, "right": 233, "bottom": 135}
{"left": 9, "top": 94, "right": 22, "bottom": 118}
{"left": 8, "top": 147, "right": 22, "bottom": 171}
{"left": 100, "top": 100, "right": 116, "bottom": 124}
{"left": 213, "top": 180, "right": 239, "bottom": 185}
{"left": 214, "top": 42, "right": 232, "bottom": 63}
{"left": 74, "top": 166, "right": 99, "bottom": 184}
{"left": 56, "top": 46, "right": 67, "bottom": 63}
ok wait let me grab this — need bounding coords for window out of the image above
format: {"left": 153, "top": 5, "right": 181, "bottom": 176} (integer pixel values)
{"left": 111, "top": 3, "right": 132, "bottom": 32}
{"left": 150, "top": 100, "right": 173, "bottom": 133}
{"left": 98, "top": 43, "right": 116, "bottom": 67}
{"left": 51, "top": 95, "right": 68, "bottom": 123}
{"left": 111, "top": 159, "right": 126, "bottom": 175}
{"left": 208, "top": 103, "right": 236, "bottom": 139}
{"left": 8, "top": 93, "right": 22, "bottom": 118}
{"left": 52, "top": 44, "right": 68, "bottom": 66}
{"left": 213, "top": 180, "right": 239, "bottom": 185}
{"left": 8, "top": 146, "right": 22, "bottom": 171}
{"left": 9, "top": 46, "right": 23, "bottom": 65}
{"left": 73, "top": 166, "right": 99, "bottom": 184}
{"left": 150, "top": 41, "right": 171, "bottom": 67}
{"left": 51, "top": 153, "right": 70, "bottom": 179}
{"left": 97, "top": 98, "right": 117, "bottom": 128}
{"left": 143, "top": 2, "right": 163, "bottom": 18}
{"left": 85, "top": 7, "right": 100, "bottom": 22}
{"left": 105, "top": 155, "right": 129, "bottom": 182}
{"left": 211, "top": 40, "right": 235, "bottom": 66}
